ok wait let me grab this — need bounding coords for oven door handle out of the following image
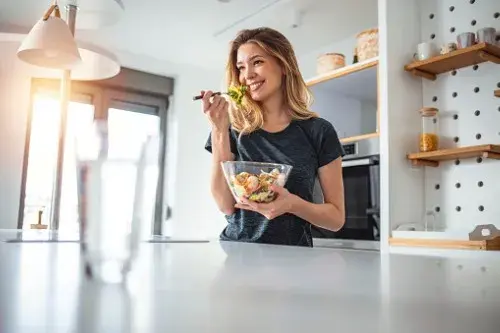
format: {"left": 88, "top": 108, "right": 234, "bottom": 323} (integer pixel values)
{"left": 342, "top": 157, "right": 378, "bottom": 168}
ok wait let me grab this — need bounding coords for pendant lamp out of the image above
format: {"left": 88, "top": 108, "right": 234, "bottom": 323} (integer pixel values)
{"left": 17, "top": 3, "right": 82, "bottom": 69}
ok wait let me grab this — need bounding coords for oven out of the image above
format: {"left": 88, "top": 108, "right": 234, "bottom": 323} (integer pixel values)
{"left": 311, "top": 137, "right": 380, "bottom": 249}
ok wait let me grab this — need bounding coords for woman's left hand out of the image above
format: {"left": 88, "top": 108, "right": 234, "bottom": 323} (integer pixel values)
{"left": 234, "top": 184, "right": 298, "bottom": 220}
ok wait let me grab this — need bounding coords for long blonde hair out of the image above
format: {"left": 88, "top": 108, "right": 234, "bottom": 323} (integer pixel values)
{"left": 225, "top": 27, "right": 318, "bottom": 135}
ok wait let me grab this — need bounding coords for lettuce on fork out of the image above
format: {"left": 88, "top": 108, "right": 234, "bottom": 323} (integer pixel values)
{"left": 227, "top": 85, "right": 247, "bottom": 106}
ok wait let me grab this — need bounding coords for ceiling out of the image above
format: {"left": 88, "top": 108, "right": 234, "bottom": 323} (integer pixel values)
{"left": 0, "top": 0, "right": 378, "bottom": 71}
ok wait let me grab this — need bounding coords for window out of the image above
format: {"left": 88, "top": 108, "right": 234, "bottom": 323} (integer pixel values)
{"left": 18, "top": 79, "right": 169, "bottom": 235}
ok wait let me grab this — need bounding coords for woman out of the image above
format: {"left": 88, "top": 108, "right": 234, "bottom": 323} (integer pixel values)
{"left": 202, "top": 27, "right": 345, "bottom": 247}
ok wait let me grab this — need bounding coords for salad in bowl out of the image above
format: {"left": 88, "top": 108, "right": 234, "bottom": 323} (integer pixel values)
{"left": 221, "top": 161, "right": 293, "bottom": 203}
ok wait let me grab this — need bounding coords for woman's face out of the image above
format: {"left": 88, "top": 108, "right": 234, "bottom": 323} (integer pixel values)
{"left": 236, "top": 42, "right": 284, "bottom": 102}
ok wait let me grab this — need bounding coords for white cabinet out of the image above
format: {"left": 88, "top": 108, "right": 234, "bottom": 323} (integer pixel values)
{"left": 306, "top": 58, "right": 379, "bottom": 142}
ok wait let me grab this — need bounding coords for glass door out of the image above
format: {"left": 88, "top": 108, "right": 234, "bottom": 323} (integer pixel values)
{"left": 19, "top": 81, "right": 169, "bottom": 236}
{"left": 20, "top": 89, "right": 95, "bottom": 232}
{"left": 102, "top": 90, "right": 168, "bottom": 235}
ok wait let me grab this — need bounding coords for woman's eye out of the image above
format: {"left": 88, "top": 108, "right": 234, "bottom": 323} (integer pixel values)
{"left": 254, "top": 60, "right": 263, "bottom": 65}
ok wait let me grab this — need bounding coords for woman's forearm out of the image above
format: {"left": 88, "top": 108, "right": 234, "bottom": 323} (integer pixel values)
{"left": 290, "top": 196, "right": 345, "bottom": 231}
{"left": 210, "top": 129, "right": 236, "bottom": 216}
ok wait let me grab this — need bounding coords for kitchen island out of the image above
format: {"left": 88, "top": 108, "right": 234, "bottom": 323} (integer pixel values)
{"left": 0, "top": 230, "right": 498, "bottom": 333}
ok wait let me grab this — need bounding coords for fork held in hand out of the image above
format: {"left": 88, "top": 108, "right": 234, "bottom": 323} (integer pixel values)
{"left": 192, "top": 92, "right": 224, "bottom": 101}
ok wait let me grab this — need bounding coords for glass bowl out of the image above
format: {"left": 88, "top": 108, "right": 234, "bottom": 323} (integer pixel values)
{"left": 221, "top": 161, "right": 293, "bottom": 203}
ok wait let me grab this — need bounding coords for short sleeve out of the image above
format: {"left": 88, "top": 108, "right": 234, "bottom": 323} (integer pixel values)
{"left": 316, "top": 119, "right": 345, "bottom": 167}
{"left": 204, "top": 128, "right": 238, "bottom": 156}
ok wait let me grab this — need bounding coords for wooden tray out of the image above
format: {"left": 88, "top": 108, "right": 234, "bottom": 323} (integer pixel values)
{"left": 390, "top": 225, "right": 500, "bottom": 251}
{"left": 389, "top": 236, "right": 500, "bottom": 250}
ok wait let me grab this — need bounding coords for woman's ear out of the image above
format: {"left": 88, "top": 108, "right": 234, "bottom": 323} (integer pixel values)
{"left": 281, "top": 65, "right": 286, "bottom": 76}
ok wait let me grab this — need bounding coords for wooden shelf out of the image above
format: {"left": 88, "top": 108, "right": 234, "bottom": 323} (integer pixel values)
{"left": 340, "top": 132, "right": 379, "bottom": 144}
{"left": 389, "top": 237, "right": 500, "bottom": 251}
{"left": 404, "top": 43, "right": 500, "bottom": 81}
{"left": 306, "top": 57, "right": 378, "bottom": 87}
{"left": 495, "top": 89, "right": 500, "bottom": 98}
{"left": 308, "top": 57, "right": 380, "bottom": 144}
{"left": 407, "top": 144, "right": 500, "bottom": 167}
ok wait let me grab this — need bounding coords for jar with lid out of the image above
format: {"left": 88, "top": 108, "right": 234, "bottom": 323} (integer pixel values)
{"left": 419, "top": 107, "right": 439, "bottom": 152}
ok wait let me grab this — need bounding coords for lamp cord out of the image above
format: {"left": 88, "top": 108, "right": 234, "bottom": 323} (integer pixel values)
{"left": 42, "top": 1, "right": 61, "bottom": 21}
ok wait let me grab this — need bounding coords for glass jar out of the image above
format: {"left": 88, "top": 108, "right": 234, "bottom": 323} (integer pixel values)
{"left": 419, "top": 107, "right": 439, "bottom": 152}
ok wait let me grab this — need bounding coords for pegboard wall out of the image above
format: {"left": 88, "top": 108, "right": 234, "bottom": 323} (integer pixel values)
{"left": 418, "top": 0, "right": 500, "bottom": 234}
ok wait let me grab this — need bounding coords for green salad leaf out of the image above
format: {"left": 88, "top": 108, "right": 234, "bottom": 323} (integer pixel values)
{"left": 227, "top": 85, "right": 247, "bottom": 106}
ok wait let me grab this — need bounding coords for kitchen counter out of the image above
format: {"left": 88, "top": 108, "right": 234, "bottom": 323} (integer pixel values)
{"left": 0, "top": 229, "right": 209, "bottom": 243}
{"left": 0, "top": 230, "right": 499, "bottom": 333}
{"left": 313, "top": 237, "right": 380, "bottom": 251}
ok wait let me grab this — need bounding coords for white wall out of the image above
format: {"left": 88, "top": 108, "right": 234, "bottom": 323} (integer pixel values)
{"left": 380, "top": 0, "right": 500, "bottom": 251}
{"left": 416, "top": 0, "right": 500, "bottom": 236}
{"left": 361, "top": 100, "right": 378, "bottom": 134}
{"left": 309, "top": 91, "right": 377, "bottom": 138}
{"left": 0, "top": 41, "right": 227, "bottom": 239}
{"left": 378, "top": 0, "right": 425, "bottom": 251}
{"left": 0, "top": 42, "right": 32, "bottom": 229}
{"left": 298, "top": 34, "right": 358, "bottom": 80}
{"left": 314, "top": 92, "right": 363, "bottom": 138}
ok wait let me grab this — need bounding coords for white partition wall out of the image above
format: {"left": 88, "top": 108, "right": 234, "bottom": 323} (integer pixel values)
{"left": 380, "top": 0, "right": 500, "bottom": 252}
{"left": 378, "top": 0, "right": 425, "bottom": 252}
{"left": 418, "top": 1, "right": 500, "bottom": 237}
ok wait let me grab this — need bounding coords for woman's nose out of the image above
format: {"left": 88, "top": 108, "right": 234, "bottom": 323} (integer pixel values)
{"left": 245, "top": 67, "right": 256, "bottom": 80}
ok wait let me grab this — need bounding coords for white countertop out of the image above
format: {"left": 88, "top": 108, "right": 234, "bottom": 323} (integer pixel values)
{"left": 0, "top": 230, "right": 499, "bottom": 333}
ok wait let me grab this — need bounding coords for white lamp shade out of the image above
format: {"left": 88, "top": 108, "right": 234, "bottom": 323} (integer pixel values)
{"left": 17, "top": 16, "right": 82, "bottom": 70}
{"left": 21, "top": 42, "right": 121, "bottom": 81}
{"left": 71, "top": 41, "right": 121, "bottom": 80}
{"left": 2, "top": 33, "right": 121, "bottom": 81}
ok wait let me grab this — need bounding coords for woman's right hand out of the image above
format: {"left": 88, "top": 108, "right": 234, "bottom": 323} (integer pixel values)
{"left": 201, "top": 90, "right": 230, "bottom": 132}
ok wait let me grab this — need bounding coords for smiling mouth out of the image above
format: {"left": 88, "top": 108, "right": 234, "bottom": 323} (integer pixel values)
{"left": 249, "top": 81, "right": 264, "bottom": 92}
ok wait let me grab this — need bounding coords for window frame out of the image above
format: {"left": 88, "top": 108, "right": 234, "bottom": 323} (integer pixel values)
{"left": 17, "top": 78, "right": 170, "bottom": 236}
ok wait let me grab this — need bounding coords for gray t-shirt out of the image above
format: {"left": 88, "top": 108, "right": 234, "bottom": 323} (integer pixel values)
{"left": 205, "top": 117, "right": 345, "bottom": 247}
